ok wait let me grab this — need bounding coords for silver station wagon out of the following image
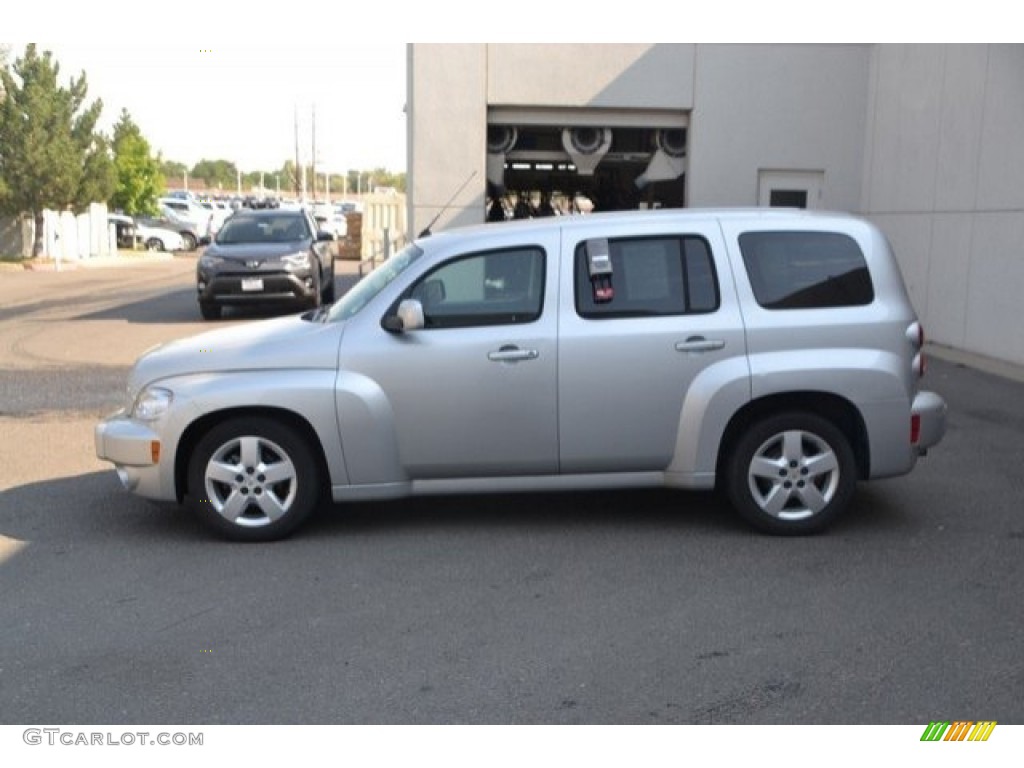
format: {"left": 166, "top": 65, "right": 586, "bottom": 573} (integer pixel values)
{"left": 95, "top": 209, "right": 947, "bottom": 541}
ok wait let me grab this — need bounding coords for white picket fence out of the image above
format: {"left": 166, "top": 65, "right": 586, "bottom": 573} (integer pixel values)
{"left": 0, "top": 203, "right": 116, "bottom": 261}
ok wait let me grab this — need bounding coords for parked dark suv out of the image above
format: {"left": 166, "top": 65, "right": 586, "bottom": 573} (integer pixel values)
{"left": 195, "top": 208, "right": 336, "bottom": 320}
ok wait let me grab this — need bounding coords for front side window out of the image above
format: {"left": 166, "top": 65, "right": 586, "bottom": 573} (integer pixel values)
{"left": 738, "top": 231, "right": 874, "bottom": 309}
{"left": 574, "top": 235, "right": 719, "bottom": 318}
{"left": 408, "top": 247, "right": 545, "bottom": 328}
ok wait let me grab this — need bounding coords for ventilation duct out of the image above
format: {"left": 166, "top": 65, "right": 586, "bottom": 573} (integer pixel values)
{"left": 561, "top": 127, "right": 613, "bottom": 176}
{"left": 635, "top": 129, "right": 687, "bottom": 190}
{"left": 486, "top": 126, "right": 518, "bottom": 192}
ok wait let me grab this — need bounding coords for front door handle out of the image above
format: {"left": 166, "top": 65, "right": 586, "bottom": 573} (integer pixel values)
{"left": 675, "top": 336, "right": 726, "bottom": 353}
{"left": 488, "top": 345, "right": 540, "bottom": 363}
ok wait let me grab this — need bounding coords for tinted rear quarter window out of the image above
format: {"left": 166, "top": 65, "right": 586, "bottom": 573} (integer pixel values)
{"left": 738, "top": 231, "right": 874, "bottom": 309}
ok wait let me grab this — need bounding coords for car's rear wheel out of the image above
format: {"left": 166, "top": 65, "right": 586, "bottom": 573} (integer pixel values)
{"left": 181, "top": 232, "right": 198, "bottom": 251}
{"left": 188, "top": 417, "right": 321, "bottom": 542}
{"left": 725, "top": 412, "right": 856, "bottom": 535}
{"left": 145, "top": 238, "right": 164, "bottom": 252}
{"left": 199, "top": 301, "right": 221, "bottom": 320}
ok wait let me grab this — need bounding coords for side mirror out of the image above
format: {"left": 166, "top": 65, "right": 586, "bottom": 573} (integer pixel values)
{"left": 317, "top": 230, "right": 335, "bottom": 242}
{"left": 383, "top": 299, "right": 425, "bottom": 333}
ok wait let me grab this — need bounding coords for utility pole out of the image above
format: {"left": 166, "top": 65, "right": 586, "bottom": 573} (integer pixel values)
{"left": 294, "top": 105, "right": 301, "bottom": 199}
{"left": 311, "top": 104, "right": 317, "bottom": 202}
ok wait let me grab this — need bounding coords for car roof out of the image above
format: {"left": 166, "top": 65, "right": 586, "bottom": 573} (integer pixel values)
{"left": 229, "top": 208, "right": 305, "bottom": 218}
{"left": 419, "top": 207, "right": 861, "bottom": 244}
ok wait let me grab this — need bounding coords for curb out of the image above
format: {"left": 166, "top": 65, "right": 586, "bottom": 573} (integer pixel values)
{"left": 0, "top": 252, "right": 178, "bottom": 272}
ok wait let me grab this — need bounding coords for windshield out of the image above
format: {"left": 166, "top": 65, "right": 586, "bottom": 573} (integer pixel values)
{"left": 326, "top": 243, "right": 423, "bottom": 322}
{"left": 217, "top": 214, "right": 310, "bottom": 244}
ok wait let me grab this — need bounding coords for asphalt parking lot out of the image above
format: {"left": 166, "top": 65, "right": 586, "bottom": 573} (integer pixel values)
{"left": 0, "top": 255, "right": 1022, "bottom": 724}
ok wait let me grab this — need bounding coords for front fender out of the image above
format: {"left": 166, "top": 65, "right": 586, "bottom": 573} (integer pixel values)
{"left": 334, "top": 370, "right": 406, "bottom": 486}
{"left": 163, "top": 369, "right": 348, "bottom": 487}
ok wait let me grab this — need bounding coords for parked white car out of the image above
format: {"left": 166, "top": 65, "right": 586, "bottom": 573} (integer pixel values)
{"left": 198, "top": 199, "right": 233, "bottom": 236}
{"left": 134, "top": 220, "right": 186, "bottom": 252}
{"left": 158, "top": 197, "right": 213, "bottom": 242}
{"left": 109, "top": 214, "right": 185, "bottom": 252}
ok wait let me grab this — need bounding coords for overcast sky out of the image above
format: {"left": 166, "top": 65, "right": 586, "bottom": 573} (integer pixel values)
{"left": 5, "top": 42, "right": 407, "bottom": 174}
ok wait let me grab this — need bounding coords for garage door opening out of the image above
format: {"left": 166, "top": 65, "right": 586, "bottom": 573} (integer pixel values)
{"left": 486, "top": 121, "right": 687, "bottom": 221}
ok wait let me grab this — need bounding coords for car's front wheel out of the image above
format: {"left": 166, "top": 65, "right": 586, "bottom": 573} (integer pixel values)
{"left": 145, "top": 238, "right": 164, "bottom": 252}
{"left": 188, "top": 417, "right": 322, "bottom": 541}
{"left": 199, "top": 301, "right": 221, "bottom": 320}
{"left": 725, "top": 412, "right": 856, "bottom": 535}
{"left": 180, "top": 232, "right": 198, "bottom": 251}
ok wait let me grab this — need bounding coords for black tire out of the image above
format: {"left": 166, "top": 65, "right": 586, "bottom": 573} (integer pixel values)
{"left": 181, "top": 232, "right": 198, "bottom": 251}
{"left": 187, "top": 416, "right": 321, "bottom": 542}
{"left": 145, "top": 238, "right": 164, "bottom": 252}
{"left": 199, "top": 301, "right": 222, "bottom": 320}
{"left": 322, "top": 266, "right": 336, "bottom": 303}
{"left": 725, "top": 412, "right": 856, "bottom": 535}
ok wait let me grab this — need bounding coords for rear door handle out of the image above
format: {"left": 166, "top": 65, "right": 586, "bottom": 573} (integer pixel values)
{"left": 488, "top": 345, "right": 540, "bottom": 363}
{"left": 675, "top": 336, "right": 725, "bottom": 353}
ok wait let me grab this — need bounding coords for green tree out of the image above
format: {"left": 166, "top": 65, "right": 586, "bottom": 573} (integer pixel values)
{"left": 0, "top": 44, "right": 114, "bottom": 257}
{"left": 160, "top": 157, "right": 188, "bottom": 184}
{"left": 190, "top": 158, "right": 237, "bottom": 190}
{"left": 110, "top": 109, "right": 163, "bottom": 215}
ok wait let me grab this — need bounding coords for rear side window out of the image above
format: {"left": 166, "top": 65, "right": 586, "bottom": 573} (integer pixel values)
{"left": 574, "top": 236, "right": 720, "bottom": 318}
{"left": 738, "top": 231, "right": 874, "bottom": 309}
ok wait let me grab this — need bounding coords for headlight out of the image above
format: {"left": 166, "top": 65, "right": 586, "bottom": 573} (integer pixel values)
{"left": 281, "top": 251, "right": 311, "bottom": 269}
{"left": 199, "top": 254, "right": 223, "bottom": 268}
{"left": 131, "top": 387, "right": 173, "bottom": 421}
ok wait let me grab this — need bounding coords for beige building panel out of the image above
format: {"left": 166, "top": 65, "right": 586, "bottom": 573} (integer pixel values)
{"left": 864, "top": 45, "right": 945, "bottom": 213}
{"left": 964, "top": 212, "right": 1024, "bottom": 363}
{"left": 688, "top": 44, "right": 869, "bottom": 210}
{"left": 976, "top": 46, "right": 1024, "bottom": 211}
{"left": 933, "top": 46, "right": 989, "bottom": 212}
{"left": 924, "top": 214, "right": 975, "bottom": 350}
{"left": 486, "top": 44, "right": 695, "bottom": 110}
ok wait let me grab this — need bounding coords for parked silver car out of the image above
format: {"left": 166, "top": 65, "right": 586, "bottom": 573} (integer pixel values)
{"left": 95, "top": 209, "right": 946, "bottom": 541}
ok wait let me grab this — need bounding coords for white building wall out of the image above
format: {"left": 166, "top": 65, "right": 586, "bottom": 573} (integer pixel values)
{"left": 408, "top": 43, "right": 1024, "bottom": 365}
{"left": 863, "top": 44, "right": 1024, "bottom": 364}
{"left": 687, "top": 44, "right": 870, "bottom": 211}
{"left": 487, "top": 44, "right": 695, "bottom": 110}
{"left": 407, "top": 44, "right": 488, "bottom": 235}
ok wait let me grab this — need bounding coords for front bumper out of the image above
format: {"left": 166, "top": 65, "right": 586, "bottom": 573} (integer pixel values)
{"left": 94, "top": 412, "right": 170, "bottom": 500}
{"left": 912, "top": 390, "right": 947, "bottom": 453}
{"left": 197, "top": 269, "right": 317, "bottom": 305}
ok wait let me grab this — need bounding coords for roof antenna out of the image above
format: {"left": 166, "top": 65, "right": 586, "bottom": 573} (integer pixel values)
{"left": 419, "top": 171, "right": 477, "bottom": 238}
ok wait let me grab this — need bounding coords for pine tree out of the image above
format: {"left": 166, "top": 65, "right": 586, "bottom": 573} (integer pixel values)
{"left": 0, "top": 44, "right": 114, "bottom": 256}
